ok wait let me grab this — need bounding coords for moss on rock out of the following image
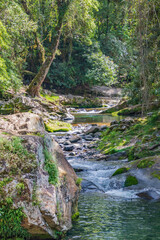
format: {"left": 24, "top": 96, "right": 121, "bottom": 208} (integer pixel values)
{"left": 137, "top": 159, "right": 155, "bottom": 168}
{"left": 45, "top": 120, "right": 72, "bottom": 132}
{"left": 124, "top": 175, "right": 138, "bottom": 187}
{"left": 112, "top": 167, "right": 129, "bottom": 176}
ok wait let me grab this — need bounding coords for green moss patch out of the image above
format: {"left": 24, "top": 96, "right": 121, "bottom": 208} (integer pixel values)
{"left": 152, "top": 171, "right": 160, "bottom": 180}
{"left": 45, "top": 120, "right": 72, "bottom": 132}
{"left": 115, "top": 105, "right": 142, "bottom": 116}
{"left": 98, "top": 111, "right": 160, "bottom": 160}
{"left": 124, "top": 175, "right": 138, "bottom": 187}
{"left": 40, "top": 93, "right": 60, "bottom": 104}
{"left": 137, "top": 159, "right": 155, "bottom": 169}
{"left": 112, "top": 167, "right": 129, "bottom": 176}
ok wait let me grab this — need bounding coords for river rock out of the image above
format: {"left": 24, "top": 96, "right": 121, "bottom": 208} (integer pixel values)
{"left": 0, "top": 112, "right": 45, "bottom": 134}
{"left": 70, "top": 135, "right": 82, "bottom": 143}
{"left": 81, "top": 180, "right": 103, "bottom": 193}
{"left": 84, "top": 126, "right": 100, "bottom": 135}
{"left": 137, "top": 190, "right": 160, "bottom": 200}
{"left": 104, "top": 151, "right": 127, "bottom": 161}
{"left": 110, "top": 120, "right": 119, "bottom": 126}
{"left": 94, "top": 132, "right": 101, "bottom": 138}
{"left": 62, "top": 112, "right": 75, "bottom": 121}
{"left": 84, "top": 136, "right": 93, "bottom": 141}
{"left": 0, "top": 113, "right": 79, "bottom": 239}
{"left": 64, "top": 145, "right": 75, "bottom": 151}
{"left": 100, "top": 125, "right": 108, "bottom": 131}
{"left": 64, "top": 140, "right": 71, "bottom": 145}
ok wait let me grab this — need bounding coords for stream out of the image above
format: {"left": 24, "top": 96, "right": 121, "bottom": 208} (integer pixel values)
{"left": 53, "top": 109, "right": 160, "bottom": 240}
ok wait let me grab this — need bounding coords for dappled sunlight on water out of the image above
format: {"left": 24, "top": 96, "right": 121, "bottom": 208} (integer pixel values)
{"left": 67, "top": 193, "right": 160, "bottom": 240}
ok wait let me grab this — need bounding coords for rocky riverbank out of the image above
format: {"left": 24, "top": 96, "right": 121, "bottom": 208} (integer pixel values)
{"left": 0, "top": 113, "right": 79, "bottom": 239}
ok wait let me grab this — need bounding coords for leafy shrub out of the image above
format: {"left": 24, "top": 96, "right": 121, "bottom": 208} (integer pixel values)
{"left": 85, "top": 51, "right": 118, "bottom": 86}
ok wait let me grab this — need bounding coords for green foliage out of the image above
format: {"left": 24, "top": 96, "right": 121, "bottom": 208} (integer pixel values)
{"left": 53, "top": 230, "right": 63, "bottom": 239}
{"left": 99, "top": 112, "right": 160, "bottom": 160}
{"left": 85, "top": 51, "right": 118, "bottom": 86}
{"left": 0, "top": 178, "right": 29, "bottom": 239}
{"left": 0, "top": 0, "right": 37, "bottom": 94}
{"left": 0, "top": 21, "right": 21, "bottom": 93}
{"left": 0, "top": 202, "right": 29, "bottom": 239}
{"left": 124, "top": 175, "right": 138, "bottom": 187}
{"left": 16, "top": 183, "right": 25, "bottom": 195}
{"left": 43, "top": 146, "right": 58, "bottom": 185}
{"left": 0, "top": 136, "right": 37, "bottom": 175}
{"left": 76, "top": 178, "right": 82, "bottom": 188}
{"left": 112, "top": 167, "right": 129, "bottom": 177}
{"left": 128, "top": 147, "right": 135, "bottom": 162}
{"left": 40, "top": 93, "right": 60, "bottom": 103}
{"left": 0, "top": 177, "right": 13, "bottom": 196}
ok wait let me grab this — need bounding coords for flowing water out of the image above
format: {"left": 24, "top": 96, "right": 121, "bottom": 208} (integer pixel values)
{"left": 57, "top": 109, "right": 160, "bottom": 240}
{"left": 66, "top": 193, "right": 160, "bottom": 240}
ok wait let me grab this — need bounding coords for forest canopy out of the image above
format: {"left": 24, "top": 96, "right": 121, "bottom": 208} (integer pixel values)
{"left": 0, "top": 0, "right": 159, "bottom": 105}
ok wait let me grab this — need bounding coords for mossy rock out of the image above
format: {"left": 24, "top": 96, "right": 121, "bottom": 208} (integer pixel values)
{"left": 152, "top": 171, "right": 160, "bottom": 180}
{"left": 112, "top": 167, "right": 129, "bottom": 176}
{"left": 137, "top": 159, "right": 155, "bottom": 169}
{"left": 45, "top": 120, "right": 72, "bottom": 132}
{"left": 128, "top": 147, "right": 135, "bottom": 161}
{"left": 117, "top": 105, "right": 142, "bottom": 116}
{"left": 124, "top": 175, "right": 138, "bottom": 187}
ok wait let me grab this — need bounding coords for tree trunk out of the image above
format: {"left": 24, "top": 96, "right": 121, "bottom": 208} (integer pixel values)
{"left": 27, "top": 26, "right": 62, "bottom": 97}
{"left": 26, "top": 0, "right": 72, "bottom": 97}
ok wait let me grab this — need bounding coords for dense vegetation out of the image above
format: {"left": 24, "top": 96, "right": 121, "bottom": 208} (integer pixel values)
{"left": 0, "top": 0, "right": 159, "bottom": 106}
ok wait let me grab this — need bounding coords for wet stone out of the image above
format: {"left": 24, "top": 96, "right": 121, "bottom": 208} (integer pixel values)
{"left": 64, "top": 140, "right": 71, "bottom": 145}
{"left": 64, "top": 145, "right": 75, "bottom": 151}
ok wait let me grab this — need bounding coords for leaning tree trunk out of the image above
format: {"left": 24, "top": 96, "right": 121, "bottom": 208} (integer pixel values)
{"left": 27, "top": 27, "right": 62, "bottom": 97}
{"left": 26, "top": 0, "right": 72, "bottom": 97}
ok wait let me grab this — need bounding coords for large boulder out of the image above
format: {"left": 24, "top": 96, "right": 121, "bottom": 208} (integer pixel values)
{"left": 0, "top": 113, "right": 79, "bottom": 239}
{"left": 0, "top": 112, "right": 45, "bottom": 135}
{"left": 0, "top": 95, "right": 66, "bottom": 121}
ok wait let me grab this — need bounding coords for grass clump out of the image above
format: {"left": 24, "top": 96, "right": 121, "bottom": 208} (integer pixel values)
{"left": 0, "top": 136, "right": 37, "bottom": 175}
{"left": 16, "top": 183, "right": 25, "bottom": 195}
{"left": 112, "top": 167, "right": 129, "bottom": 176}
{"left": 43, "top": 147, "right": 59, "bottom": 185}
{"left": 137, "top": 159, "right": 155, "bottom": 168}
{"left": 76, "top": 178, "right": 82, "bottom": 188}
{"left": 45, "top": 120, "right": 72, "bottom": 132}
{"left": 124, "top": 175, "right": 138, "bottom": 187}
